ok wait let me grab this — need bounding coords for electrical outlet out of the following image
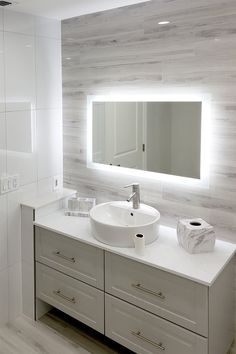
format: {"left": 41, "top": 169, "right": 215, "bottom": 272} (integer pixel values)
{"left": 53, "top": 175, "right": 61, "bottom": 191}
{"left": 12, "top": 174, "right": 20, "bottom": 190}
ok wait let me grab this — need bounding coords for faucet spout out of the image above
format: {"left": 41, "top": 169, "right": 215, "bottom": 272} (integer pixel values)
{"left": 124, "top": 183, "right": 140, "bottom": 209}
{"left": 127, "top": 192, "right": 136, "bottom": 203}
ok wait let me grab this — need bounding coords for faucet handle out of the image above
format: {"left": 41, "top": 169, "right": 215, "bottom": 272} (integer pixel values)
{"left": 124, "top": 183, "right": 139, "bottom": 189}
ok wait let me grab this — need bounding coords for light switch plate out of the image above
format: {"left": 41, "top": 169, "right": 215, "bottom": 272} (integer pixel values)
{"left": 0, "top": 176, "right": 9, "bottom": 194}
{"left": 0, "top": 174, "right": 20, "bottom": 195}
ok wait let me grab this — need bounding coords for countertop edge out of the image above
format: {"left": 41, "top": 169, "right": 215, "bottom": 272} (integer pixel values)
{"left": 21, "top": 188, "right": 77, "bottom": 209}
{"left": 34, "top": 219, "right": 236, "bottom": 287}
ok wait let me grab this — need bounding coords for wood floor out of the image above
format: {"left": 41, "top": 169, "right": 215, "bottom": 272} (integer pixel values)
{"left": 0, "top": 309, "right": 133, "bottom": 354}
{"left": 0, "top": 309, "right": 234, "bottom": 354}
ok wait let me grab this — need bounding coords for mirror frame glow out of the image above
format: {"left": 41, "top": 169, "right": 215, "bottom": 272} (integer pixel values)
{"left": 87, "top": 94, "right": 210, "bottom": 187}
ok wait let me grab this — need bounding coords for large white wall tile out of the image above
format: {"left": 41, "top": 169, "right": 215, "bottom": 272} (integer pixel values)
{"left": 4, "top": 10, "right": 35, "bottom": 36}
{"left": 6, "top": 110, "right": 37, "bottom": 186}
{"left": 35, "top": 17, "right": 61, "bottom": 39}
{"left": 36, "top": 37, "right": 62, "bottom": 109}
{"left": 37, "top": 177, "right": 54, "bottom": 194}
{"left": 0, "top": 195, "right": 7, "bottom": 271}
{"left": 37, "top": 109, "right": 63, "bottom": 180}
{"left": 0, "top": 269, "right": 9, "bottom": 326}
{"left": 19, "top": 182, "right": 38, "bottom": 205}
{"left": 0, "top": 30, "right": 5, "bottom": 112}
{"left": 0, "top": 8, "right": 3, "bottom": 31}
{"left": 6, "top": 110, "right": 35, "bottom": 154}
{"left": 5, "top": 32, "right": 36, "bottom": 111}
{"left": 0, "top": 113, "right": 6, "bottom": 176}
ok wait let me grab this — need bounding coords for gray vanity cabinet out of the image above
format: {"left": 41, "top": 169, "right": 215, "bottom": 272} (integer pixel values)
{"left": 35, "top": 226, "right": 234, "bottom": 354}
{"left": 35, "top": 227, "right": 105, "bottom": 333}
{"left": 36, "top": 262, "right": 104, "bottom": 333}
{"left": 105, "top": 252, "right": 208, "bottom": 337}
{"left": 35, "top": 227, "right": 104, "bottom": 289}
{"left": 105, "top": 294, "right": 208, "bottom": 354}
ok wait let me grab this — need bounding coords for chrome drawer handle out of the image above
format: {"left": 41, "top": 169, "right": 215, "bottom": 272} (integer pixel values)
{"left": 132, "top": 283, "right": 165, "bottom": 300}
{"left": 131, "top": 331, "right": 165, "bottom": 351}
{"left": 53, "top": 290, "right": 76, "bottom": 304}
{"left": 53, "top": 251, "right": 76, "bottom": 263}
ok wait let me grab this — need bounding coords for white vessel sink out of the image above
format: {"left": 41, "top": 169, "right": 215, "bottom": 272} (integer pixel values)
{"left": 90, "top": 201, "right": 160, "bottom": 247}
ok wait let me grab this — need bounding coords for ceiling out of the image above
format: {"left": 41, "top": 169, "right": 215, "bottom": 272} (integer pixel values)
{"left": 7, "top": 0, "right": 151, "bottom": 20}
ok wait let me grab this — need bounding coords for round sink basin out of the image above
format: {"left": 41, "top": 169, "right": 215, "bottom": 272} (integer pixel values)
{"left": 90, "top": 201, "right": 160, "bottom": 247}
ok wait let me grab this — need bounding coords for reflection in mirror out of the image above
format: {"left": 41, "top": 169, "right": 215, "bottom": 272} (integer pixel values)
{"left": 92, "top": 102, "right": 202, "bottom": 179}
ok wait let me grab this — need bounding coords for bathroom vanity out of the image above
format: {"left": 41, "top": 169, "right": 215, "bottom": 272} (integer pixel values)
{"left": 32, "top": 209, "right": 235, "bottom": 354}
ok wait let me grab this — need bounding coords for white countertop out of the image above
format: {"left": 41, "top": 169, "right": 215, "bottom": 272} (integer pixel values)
{"left": 21, "top": 189, "right": 77, "bottom": 209}
{"left": 34, "top": 209, "right": 236, "bottom": 286}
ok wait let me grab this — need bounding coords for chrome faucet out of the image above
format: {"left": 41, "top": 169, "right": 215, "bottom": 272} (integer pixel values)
{"left": 124, "top": 183, "right": 140, "bottom": 209}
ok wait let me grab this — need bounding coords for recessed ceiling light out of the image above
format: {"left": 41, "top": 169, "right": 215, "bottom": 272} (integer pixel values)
{"left": 66, "top": 57, "right": 72, "bottom": 60}
{"left": 158, "top": 21, "right": 170, "bottom": 25}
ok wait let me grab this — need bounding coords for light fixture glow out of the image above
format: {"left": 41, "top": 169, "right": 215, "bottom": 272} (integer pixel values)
{"left": 87, "top": 94, "right": 211, "bottom": 188}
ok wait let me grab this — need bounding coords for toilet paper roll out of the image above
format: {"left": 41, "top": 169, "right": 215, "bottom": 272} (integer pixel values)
{"left": 134, "top": 234, "right": 145, "bottom": 256}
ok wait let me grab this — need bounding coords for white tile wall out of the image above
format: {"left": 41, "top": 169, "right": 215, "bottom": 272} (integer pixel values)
{"left": 0, "top": 30, "right": 5, "bottom": 112}
{"left": 37, "top": 109, "right": 63, "bottom": 180}
{"left": 0, "top": 9, "right": 3, "bottom": 31}
{"left": 0, "top": 9, "right": 62, "bottom": 325}
{"left": 36, "top": 37, "right": 62, "bottom": 110}
{"left": 0, "top": 195, "right": 7, "bottom": 271}
{"left": 5, "top": 32, "right": 36, "bottom": 111}
{"left": 35, "top": 17, "right": 61, "bottom": 40}
{"left": 4, "top": 10, "right": 35, "bottom": 36}
{"left": 7, "top": 110, "right": 37, "bottom": 186}
{"left": 0, "top": 113, "right": 6, "bottom": 176}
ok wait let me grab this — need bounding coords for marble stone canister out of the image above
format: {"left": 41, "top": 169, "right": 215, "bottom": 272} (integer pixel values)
{"left": 177, "top": 218, "right": 215, "bottom": 254}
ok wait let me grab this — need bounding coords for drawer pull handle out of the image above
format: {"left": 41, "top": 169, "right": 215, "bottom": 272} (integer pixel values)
{"left": 53, "top": 251, "right": 76, "bottom": 263}
{"left": 131, "top": 331, "right": 165, "bottom": 351}
{"left": 132, "top": 283, "right": 165, "bottom": 300}
{"left": 53, "top": 290, "right": 76, "bottom": 304}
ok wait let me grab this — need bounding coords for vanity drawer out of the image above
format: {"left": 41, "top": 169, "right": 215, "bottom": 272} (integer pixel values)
{"left": 36, "top": 262, "right": 104, "bottom": 333}
{"left": 105, "top": 252, "right": 208, "bottom": 336}
{"left": 105, "top": 294, "right": 208, "bottom": 354}
{"left": 35, "top": 227, "right": 104, "bottom": 289}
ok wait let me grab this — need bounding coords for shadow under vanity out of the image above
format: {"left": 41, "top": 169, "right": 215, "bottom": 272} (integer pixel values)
{"left": 21, "top": 189, "right": 235, "bottom": 354}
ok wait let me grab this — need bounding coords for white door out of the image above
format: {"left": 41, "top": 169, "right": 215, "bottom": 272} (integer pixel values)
{"left": 104, "top": 102, "right": 144, "bottom": 169}
{"left": 92, "top": 102, "right": 106, "bottom": 163}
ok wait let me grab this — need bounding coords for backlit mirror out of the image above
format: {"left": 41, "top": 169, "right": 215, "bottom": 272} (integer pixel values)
{"left": 89, "top": 99, "right": 205, "bottom": 180}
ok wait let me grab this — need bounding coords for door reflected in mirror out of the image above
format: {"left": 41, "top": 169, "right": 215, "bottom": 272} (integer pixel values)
{"left": 92, "top": 101, "right": 202, "bottom": 179}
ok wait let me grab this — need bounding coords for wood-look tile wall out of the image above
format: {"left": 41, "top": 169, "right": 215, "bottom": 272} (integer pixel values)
{"left": 62, "top": 0, "right": 236, "bottom": 243}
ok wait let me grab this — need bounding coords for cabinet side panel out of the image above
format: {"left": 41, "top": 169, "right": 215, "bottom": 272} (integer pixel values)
{"left": 209, "top": 257, "right": 235, "bottom": 354}
{"left": 21, "top": 206, "right": 35, "bottom": 319}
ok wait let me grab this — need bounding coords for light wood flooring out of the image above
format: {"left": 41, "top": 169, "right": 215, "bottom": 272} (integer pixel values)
{"left": 0, "top": 309, "right": 133, "bottom": 354}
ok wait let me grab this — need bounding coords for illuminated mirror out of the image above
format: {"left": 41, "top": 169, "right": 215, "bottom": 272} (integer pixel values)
{"left": 90, "top": 100, "right": 202, "bottom": 179}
